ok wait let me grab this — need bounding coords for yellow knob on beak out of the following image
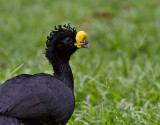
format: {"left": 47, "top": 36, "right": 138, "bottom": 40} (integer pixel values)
{"left": 75, "top": 31, "right": 89, "bottom": 48}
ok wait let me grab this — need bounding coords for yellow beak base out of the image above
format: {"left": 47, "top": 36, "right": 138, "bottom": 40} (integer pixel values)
{"left": 75, "top": 31, "right": 88, "bottom": 48}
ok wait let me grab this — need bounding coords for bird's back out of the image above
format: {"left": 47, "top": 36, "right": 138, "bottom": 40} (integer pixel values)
{"left": 0, "top": 73, "right": 75, "bottom": 124}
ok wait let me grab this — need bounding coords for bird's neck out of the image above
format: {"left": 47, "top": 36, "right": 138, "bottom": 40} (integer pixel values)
{"left": 51, "top": 55, "right": 74, "bottom": 89}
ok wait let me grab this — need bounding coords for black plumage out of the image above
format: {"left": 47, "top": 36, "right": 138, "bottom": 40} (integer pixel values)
{"left": 0, "top": 24, "right": 89, "bottom": 125}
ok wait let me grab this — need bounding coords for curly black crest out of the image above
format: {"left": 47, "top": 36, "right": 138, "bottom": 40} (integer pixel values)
{"left": 47, "top": 23, "right": 77, "bottom": 42}
{"left": 45, "top": 24, "right": 77, "bottom": 64}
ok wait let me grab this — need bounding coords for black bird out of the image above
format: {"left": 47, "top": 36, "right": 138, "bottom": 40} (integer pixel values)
{"left": 0, "top": 24, "right": 89, "bottom": 125}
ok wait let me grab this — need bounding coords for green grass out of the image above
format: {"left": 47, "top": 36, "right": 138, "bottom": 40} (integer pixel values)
{"left": 0, "top": 0, "right": 160, "bottom": 124}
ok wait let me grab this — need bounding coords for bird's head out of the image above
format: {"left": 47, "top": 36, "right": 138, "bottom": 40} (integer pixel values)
{"left": 45, "top": 24, "right": 89, "bottom": 63}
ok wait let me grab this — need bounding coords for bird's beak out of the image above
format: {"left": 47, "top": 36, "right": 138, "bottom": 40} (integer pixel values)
{"left": 75, "top": 31, "right": 89, "bottom": 49}
{"left": 81, "top": 40, "right": 89, "bottom": 48}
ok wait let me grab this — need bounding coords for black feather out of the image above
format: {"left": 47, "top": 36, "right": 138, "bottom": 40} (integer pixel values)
{"left": 0, "top": 24, "right": 80, "bottom": 125}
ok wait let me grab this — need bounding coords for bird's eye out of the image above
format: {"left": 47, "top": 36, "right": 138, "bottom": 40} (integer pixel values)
{"left": 65, "top": 38, "right": 70, "bottom": 42}
{"left": 62, "top": 37, "right": 71, "bottom": 44}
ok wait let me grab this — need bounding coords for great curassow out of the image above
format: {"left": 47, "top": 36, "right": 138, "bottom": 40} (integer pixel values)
{"left": 0, "top": 24, "right": 89, "bottom": 125}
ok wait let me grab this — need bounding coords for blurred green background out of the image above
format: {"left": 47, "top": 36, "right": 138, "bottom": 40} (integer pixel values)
{"left": 0, "top": 0, "right": 160, "bottom": 124}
